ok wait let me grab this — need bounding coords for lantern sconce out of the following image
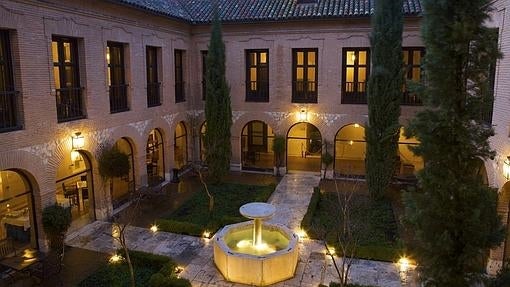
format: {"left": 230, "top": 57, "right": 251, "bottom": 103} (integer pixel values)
{"left": 71, "top": 132, "right": 84, "bottom": 163}
{"left": 72, "top": 132, "right": 85, "bottom": 150}
{"left": 298, "top": 108, "right": 308, "bottom": 122}
{"left": 503, "top": 156, "right": 510, "bottom": 180}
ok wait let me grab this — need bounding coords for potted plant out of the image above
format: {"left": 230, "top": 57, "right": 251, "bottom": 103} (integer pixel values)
{"left": 272, "top": 135, "right": 286, "bottom": 176}
{"left": 42, "top": 204, "right": 72, "bottom": 253}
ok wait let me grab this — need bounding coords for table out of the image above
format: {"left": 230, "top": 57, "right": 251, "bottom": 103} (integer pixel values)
{"left": 0, "top": 250, "right": 43, "bottom": 271}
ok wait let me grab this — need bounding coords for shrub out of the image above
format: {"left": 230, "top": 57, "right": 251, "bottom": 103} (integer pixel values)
{"left": 155, "top": 219, "right": 204, "bottom": 236}
{"left": 42, "top": 204, "right": 72, "bottom": 252}
{"left": 300, "top": 187, "right": 321, "bottom": 230}
{"left": 149, "top": 274, "right": 192, "bottom": 287}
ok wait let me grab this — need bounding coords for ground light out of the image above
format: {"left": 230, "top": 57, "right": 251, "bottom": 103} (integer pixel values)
{"left": 295, "top": 228, "right": 308, "bottom": 241}
{"left": 150, "top": 224, "right": 158, "bottom": 233}
{"left": 202, "top": 230, "right": 211, "bottom": 239}
{"left": 109, "top": 254, "right": 124, "bottom": 264}
{"left": 325, "top": 245, "right": 336, "bottom": 256}
{"left": 397, "top": 256, "right": 415, "bottom": 284}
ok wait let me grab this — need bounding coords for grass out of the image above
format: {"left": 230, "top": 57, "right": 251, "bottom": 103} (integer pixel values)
{"left": 157, "top": 182, "right": 276, "bottom": 235}
{"left": 303, "top": 183, "right": 402, "bottom": 262}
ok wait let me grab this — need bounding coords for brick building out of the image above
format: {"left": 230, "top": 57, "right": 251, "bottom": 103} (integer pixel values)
{"left": 0, "top": 0, "right": 508, "bottom": 272}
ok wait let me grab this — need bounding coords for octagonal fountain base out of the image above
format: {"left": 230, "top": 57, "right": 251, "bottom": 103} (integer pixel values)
{"left": 213, "top": 221, "right": 299, "bottom": 286}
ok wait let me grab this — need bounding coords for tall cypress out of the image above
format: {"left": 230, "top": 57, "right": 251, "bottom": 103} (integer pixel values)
{"left": 404, "top": 0, "right": 504, "bottom": 285}
{"left": 204, "top": 8, "right": 232, "bottom": 183}
{"left": 365, "top": 0, "right": 403, "bottom": 199}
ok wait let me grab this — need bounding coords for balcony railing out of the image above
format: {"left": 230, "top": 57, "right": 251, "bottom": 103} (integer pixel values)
{"left": 342, "top": 82, "right": 367, "bottom": 104}
{"left": 246, "top": 81, "right": 269, "bottom": 102}
{"left": 0, "top": 90, "right": 21, "bottom": 132}
{"left": 401, "top": 92, "right": 422, "bottom": 106}
{"left": 109, "top": 84, "right": 129, "bottom": 113}
{"left": 292, "top": 80, "right": 317, "bottom": 103}
{"left": 147, "top": 82, "right": 161, "bottom": 107}
{"left": 56, "top": 87, "right": 85, "bottom": 122}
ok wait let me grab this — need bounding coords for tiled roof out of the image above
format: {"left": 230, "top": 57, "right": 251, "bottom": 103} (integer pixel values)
{"left": 111, "top": 0, "right": 422, "bottom": 24}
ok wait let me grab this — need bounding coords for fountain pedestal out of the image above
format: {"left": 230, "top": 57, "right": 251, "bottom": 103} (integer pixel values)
{"left": 213, "top": 202, "right": 299, "bottom": 286}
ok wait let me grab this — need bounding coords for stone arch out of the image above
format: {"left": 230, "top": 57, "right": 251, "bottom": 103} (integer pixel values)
{"left": 286, "top": 122, "right": 322, "bottom": 172}
{"left": 174, "top": 121, "right": 188, "bottom": 169}
{"left": 145, "top": 128, "right": 166, "bottom": 185}
{"left": 0, "top": 168, "right": 41, "bottom": 250}
{"left": 240, "top": 120, "right": 275, "bottom": 172}
{"left": 232, "top": 112, "right": 279, "bottom": 138}
{"left": 334, "top": 123, "right": 366, "bottom": 177}
{"left": 489, "top": 181, "right": 510, "bottom": 275}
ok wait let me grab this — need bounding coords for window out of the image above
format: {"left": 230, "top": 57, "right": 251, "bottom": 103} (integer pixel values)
{"left": 107, "top": 42, "right": 128, "bottom": 113}
{"left": 292, "top": 48, "right": 318, "bottom": 103}
{"left": 246, "top": 49, "right": 269, "bottom": 102}
{"left": 402, "top": 47, "right": 425, "bottom": 105}
{"left": 146, "top": 46, "right": 160, "bottom": 107}
{"left": 52, "top": 37, "right": 84, "bottom": 122}
{"left": 174, "top": 50, "right": 185, "bottom": 103}
{"left": 201, "top": 50, "right": 207, "bottom": 100}
{"left": 342, "top": 48, "right": 370, "bottom": 104}
{"left": 0, "top": 30, "right": 20, "bottom": 132}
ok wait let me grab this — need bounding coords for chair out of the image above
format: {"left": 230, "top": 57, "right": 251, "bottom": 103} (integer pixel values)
{"left": 62, "top": 183, "right": 78, "bottom": 207}
{"left": 0, "top": 238, "right": 16, "bottom": 259}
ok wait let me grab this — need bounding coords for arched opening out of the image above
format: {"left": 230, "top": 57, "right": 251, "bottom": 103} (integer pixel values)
{"left": 200, "top": 122, "right": 206, "bottom": 163}
{"left": 112, "top": 137, "right": 135, "bottom": 209}
{"left": 56, "top": 150, "right": 95, "bottom": 231}
{"left": 396, "top": 128, "right": 424, "bottom": 177}
{"left": 501, "top": 182, "right": 510, "bottom": 262}
{"left": 334, "top": 123, "right": 366, "bottom": 176}
{"left": 241, "top": 121, "right": 275, "bottom": 172}
{"left": 174, "top": 122, "right": 188, "bottom": 169}
{"left": 287, "top": 122, "right": 322, "bottom": 172}
{"left": 146, "top": 129, "right": 165, "bottom": 186}
{"left": 1, "top": 169, "right": 38, "bottom": 249}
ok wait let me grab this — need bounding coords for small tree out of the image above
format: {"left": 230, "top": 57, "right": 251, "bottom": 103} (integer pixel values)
{"left": 204, "top": 8, "right": 232, "bottom": 183}
{"left": 98, "top": 144, "right": 130, "bottom": 200}
{"left": 42, "top": 204, "right": 71, "bottom": 254}
{"left": 272, "top": 135, "right": 286, "bottom": 176}
{"left": 321, "top": 140, "right": 334, "bottom": 179}
{"left": 404, "top": 0, "right": 505, "bottom": 285}
{"left": 365, "top": 0, "right": 404, "bottom": 200}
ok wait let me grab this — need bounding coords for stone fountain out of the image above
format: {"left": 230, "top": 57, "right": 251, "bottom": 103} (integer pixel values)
{"left": 213, "top": 202, "right": 299, "bottom": 286}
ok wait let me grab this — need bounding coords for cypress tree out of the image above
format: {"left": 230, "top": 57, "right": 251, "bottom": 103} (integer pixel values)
{"left": 365, "top": 0, "right": 403, "bottom": 199}
{"left": 404, "top": 0, "right": 504, "bottom": 285}
{"left": 204, "top": 9, "right": 232, "bottom": 183}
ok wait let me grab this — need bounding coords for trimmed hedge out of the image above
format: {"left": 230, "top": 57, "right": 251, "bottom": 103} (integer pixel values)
{"left": 155, "top": 219, "right": 204, "bottom": 237}
{"left": 300, "top": 186, "right": 321, "bottom": 230}
{"left": 79, "top": 250, "right": 189, "bottom": 287}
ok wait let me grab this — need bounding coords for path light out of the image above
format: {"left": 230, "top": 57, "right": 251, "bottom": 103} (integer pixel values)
{"left": 112, "top": 225, "right": 120, "bottom": 238}
{"left": 150, "top": 224, "right": 158, "bottom": 233}
{"left": 503, "top": 156, "right": 510, "bottom": 180}
{"left": 326, "top": 245, "right": 336, "bottom": 256}
{"left": 109, "top": 253, "right": 124, "bottom": 264}
{"left": 295, "top": 228, "right": 308, "bottom": 240}
{"left": 397, "top": 256, "right": 414, "bottom": 284}
{"left": 175, "top": 266, "right": 184, "bottom": 278}
{"left": 202, "top": 230, "right": 211, "bottom": 239}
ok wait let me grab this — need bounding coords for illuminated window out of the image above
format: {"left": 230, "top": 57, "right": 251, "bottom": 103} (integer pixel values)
{"left": 146, "top": 46, "right": 160, "bottom": 107}
{"left": 341, "top": 48, "right": 370, "bottom": 104}
{"left": 292, "top": 48, "right": 318, "bottom": 103}
{"left": 246, "top": 49, "right": 269, "bottom": 102}
{"left": 107, "top": 41, "right": 128, "bottom": 113}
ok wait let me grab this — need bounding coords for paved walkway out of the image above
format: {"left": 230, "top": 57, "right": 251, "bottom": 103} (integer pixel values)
{"left": 65, "top": 174, "right": 415, "bottom": 287}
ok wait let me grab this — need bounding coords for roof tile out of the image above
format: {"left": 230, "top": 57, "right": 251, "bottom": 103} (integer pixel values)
{"left": 111, "top": 0, "right": 423, "bottom": 24}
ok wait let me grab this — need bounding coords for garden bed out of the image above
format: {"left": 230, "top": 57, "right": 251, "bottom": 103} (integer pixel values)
{"left": 79, "top": 250, "right": 190, "bottom": 287}
{"left": 301, "top": 181, "right": 402, "bottom": 262}
{"left": 156, "top": 182, "right": 276, "bottom": 236}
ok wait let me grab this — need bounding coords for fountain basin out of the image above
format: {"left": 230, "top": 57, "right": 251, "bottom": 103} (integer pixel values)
{"left": 213, "top": 221, "right": 299, "bottom": 286}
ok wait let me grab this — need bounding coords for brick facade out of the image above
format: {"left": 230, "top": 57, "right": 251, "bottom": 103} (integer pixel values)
{"left": 0, "top": 0, "right": 507, "bottom": 267}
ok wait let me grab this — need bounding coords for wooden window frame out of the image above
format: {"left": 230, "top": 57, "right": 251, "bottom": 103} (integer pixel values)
{"left": 146, "top": 46, "right": 161, "bottom": 107}
{"left": 107, "top": 41, "right": 129, "bottom": 113}
{"left": 174, "top": 49, "right": 185, "bottom": 103}
{"left": 341, "top": 48, "right": 370, "bottom": 104}
{"left": 245, "top": 49, "right": 269, "bottom": 102}
{"left": 292, "top": 48, "right": 318, "bottom": 103}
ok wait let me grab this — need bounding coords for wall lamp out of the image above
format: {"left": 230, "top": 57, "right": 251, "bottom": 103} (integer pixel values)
{"left": 72, "top": 132, "right": 85, "bottom": 150}
{"left": 503, "top": 156, "right": 510, "bottom": 180}
{"left": 298, "top": 108, "right": 308, "bottom": 122}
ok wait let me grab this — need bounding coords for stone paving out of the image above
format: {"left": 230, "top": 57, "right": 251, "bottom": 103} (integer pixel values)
{"left": 65, "top": 174, "right": 416, "bottom": 287}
